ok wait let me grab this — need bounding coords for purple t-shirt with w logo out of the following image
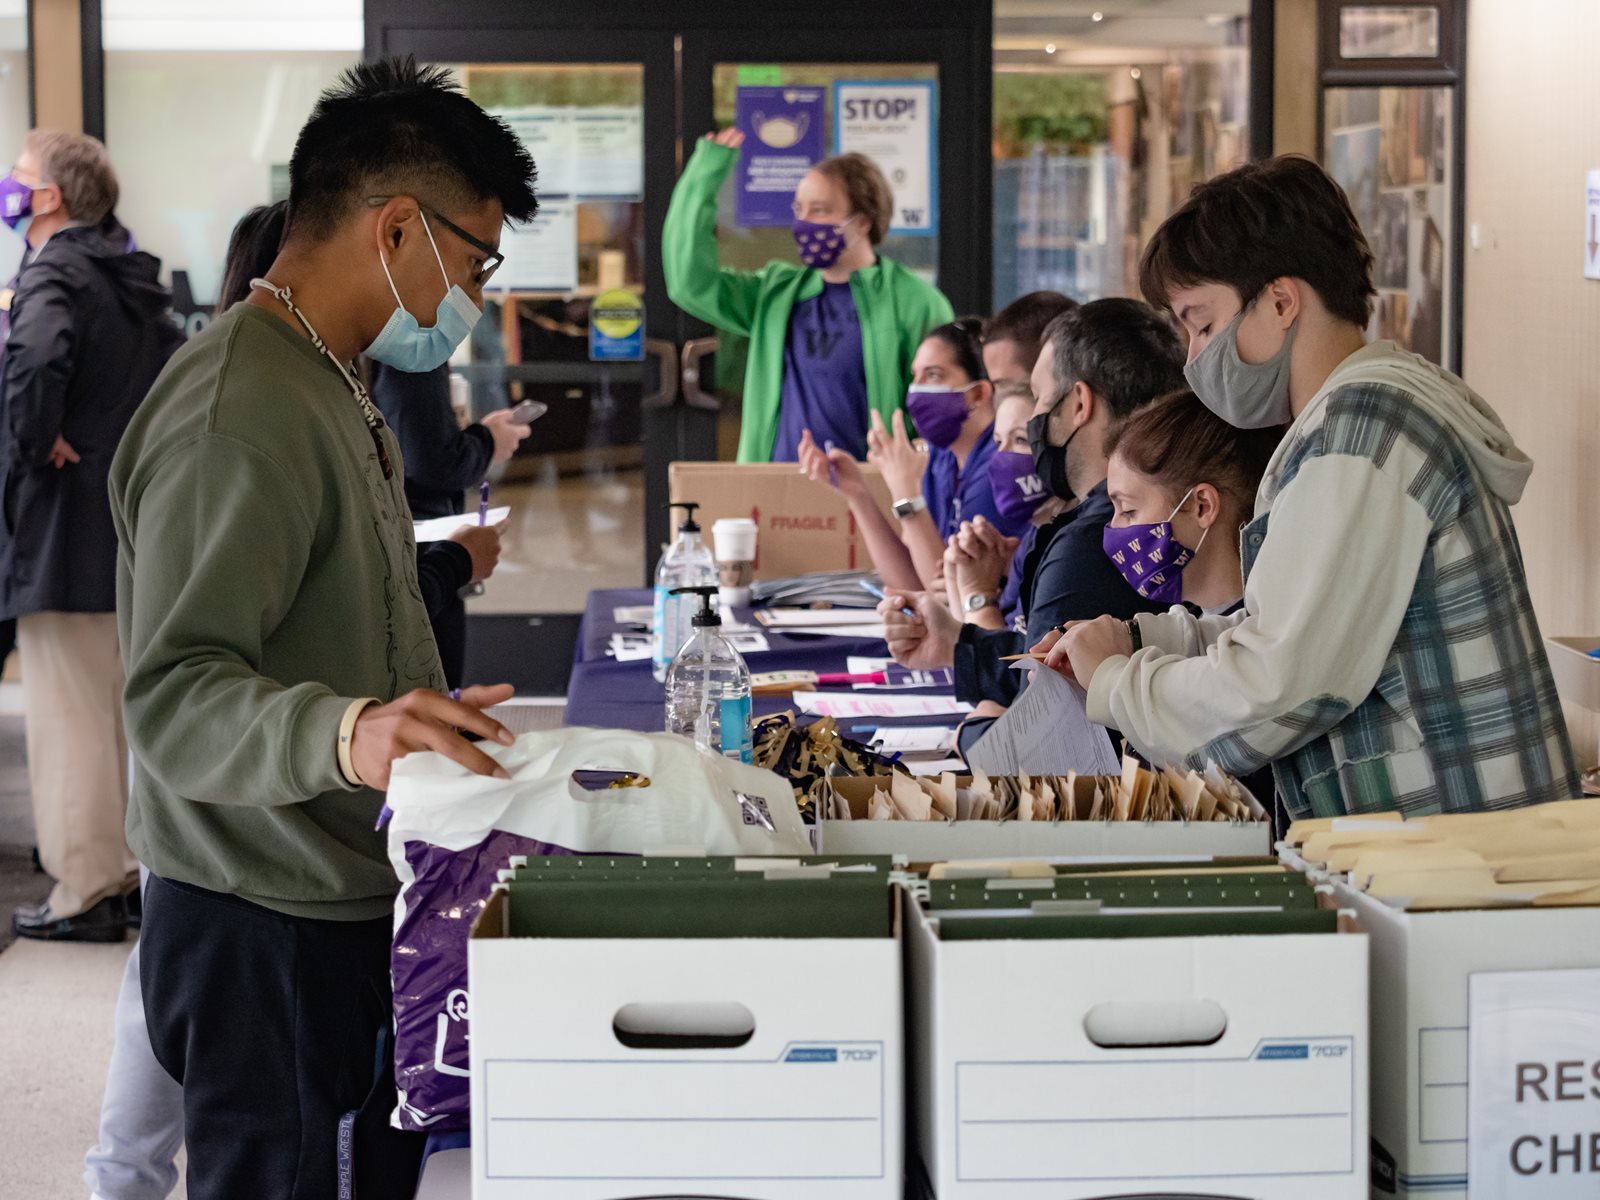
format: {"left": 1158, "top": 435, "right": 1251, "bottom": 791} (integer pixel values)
{"left": 771, "top": 281, "right": 869, "bottom": 462}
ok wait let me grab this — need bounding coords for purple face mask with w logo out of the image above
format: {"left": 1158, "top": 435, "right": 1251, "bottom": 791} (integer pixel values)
{"left": 1101, "top": 487, "right": 1206, "bottom": 605}
{"left": 986, "top": 450, "right": 1049, "bottom": 528}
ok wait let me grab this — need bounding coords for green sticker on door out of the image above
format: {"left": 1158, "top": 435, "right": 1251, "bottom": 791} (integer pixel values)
{"left": 737, "top": 64, "right": 783, "bottom": 86}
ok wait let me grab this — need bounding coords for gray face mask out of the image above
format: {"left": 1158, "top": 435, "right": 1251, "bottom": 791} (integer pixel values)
{"left": 1183, "top": 305, "right": 1298, "bottom": 429}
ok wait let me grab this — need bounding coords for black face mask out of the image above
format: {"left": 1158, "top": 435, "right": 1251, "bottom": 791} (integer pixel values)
{"left": 1028, "top": 408, "right": 1080, "bottom": 502}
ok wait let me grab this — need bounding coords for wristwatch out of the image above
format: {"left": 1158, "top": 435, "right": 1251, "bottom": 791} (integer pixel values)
{"left": 892, "top": 495, "right": 929, "bottom": 520}
{"left": 965, "top": 592, "right": 998, "bottom": 613}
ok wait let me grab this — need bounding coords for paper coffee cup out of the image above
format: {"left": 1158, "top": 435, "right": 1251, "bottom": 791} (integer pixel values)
{"left": 711, "top": 517, "right": 758, "bottom": 563}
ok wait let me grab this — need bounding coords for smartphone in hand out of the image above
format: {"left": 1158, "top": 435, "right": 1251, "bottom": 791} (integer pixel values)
{"left": 509, "top": 399, "right": 548, "bottom": 425}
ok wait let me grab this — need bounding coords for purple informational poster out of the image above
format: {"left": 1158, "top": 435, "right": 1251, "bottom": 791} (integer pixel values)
{"left": 734, "top": 85, "right": 827, "bottom": 227}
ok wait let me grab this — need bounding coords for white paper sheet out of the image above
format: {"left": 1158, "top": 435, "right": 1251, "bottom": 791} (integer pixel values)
{"left": 791, "top": 692, "right": 972, "bottom": 719}
{"left": 413, "top": 507, "right": 511, "bottom": 543}
{"left": 868, "top": 725, "right": 958, "bottom": 755}
{"left": 758, "top": 609, "right": 886, "bottom": 627}
{"left": 725, "top": 632, "right": 771, "bottom": 655}
{"left": 609, "top": 633, "right": 652, "bottom": 663}
{"left": 965, "top": 661, "right": 1120, "bottom": 775}
{"left": 613, "top": 605, "right": 655, "bottom": 625}
{"left": 846, "top": 657, "right": 892, "bottom": 676}
{"left": 908, "top": 757, "right": 970, "bottom": 777}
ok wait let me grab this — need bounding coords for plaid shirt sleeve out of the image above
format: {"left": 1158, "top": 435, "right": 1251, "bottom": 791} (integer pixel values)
{"left": 1085, "top": 451, "right": 1434, "bottom": 776}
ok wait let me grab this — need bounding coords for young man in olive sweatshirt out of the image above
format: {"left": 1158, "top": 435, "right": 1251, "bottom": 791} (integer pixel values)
{"left": 108, "top": 59, "right": 538, "bottom": 1197}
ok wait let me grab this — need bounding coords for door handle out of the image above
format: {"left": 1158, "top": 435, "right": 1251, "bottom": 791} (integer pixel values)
{"left": 681, "top": 337, "right": 721, "bottom": 412}
{"left": 641, "top": 338, "right": 679, "bottom": 410}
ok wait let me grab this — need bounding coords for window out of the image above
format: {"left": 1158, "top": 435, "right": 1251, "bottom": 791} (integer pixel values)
{"left": 992, "top": 0, "right": 1251, "bottom": 305}
{"left": 101, "top": 0, "right": 360, "bottom": 335}
{"left": 0, "top": 0, "right": 29, "bottom": 285}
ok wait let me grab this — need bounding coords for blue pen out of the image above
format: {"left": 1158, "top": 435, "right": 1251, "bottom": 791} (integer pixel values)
{"left": 859, "top": 578, "right": 916, "bottom": 617}
{"left": 823, "top": 439, "right": 840, "bottom": 487}
{"left": 478, "top": 480, "right": 490, "bottom": 526}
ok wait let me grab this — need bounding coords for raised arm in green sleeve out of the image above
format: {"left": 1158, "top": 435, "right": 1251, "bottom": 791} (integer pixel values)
{"left": 662, "top": 139, "right": 765, "bottom": 336}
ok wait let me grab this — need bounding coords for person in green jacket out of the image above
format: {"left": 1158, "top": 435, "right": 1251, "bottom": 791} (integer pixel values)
{"left": 664, "top": 127, "right": 954, "bottom": 462}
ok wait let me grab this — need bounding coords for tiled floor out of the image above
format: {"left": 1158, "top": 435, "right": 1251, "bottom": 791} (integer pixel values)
{"left": 0, "top": 464, "right": 620, "bottom": 1198}
{"left": 468, "top": 465, "right": 646, "bottom": 615}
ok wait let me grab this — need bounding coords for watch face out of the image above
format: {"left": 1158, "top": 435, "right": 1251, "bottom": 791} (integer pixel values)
{"left": 966, "top": 593, "right": 989, "bottom": 612}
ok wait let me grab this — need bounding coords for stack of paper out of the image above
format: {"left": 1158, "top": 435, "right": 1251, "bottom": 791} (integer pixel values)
{"left": 750, "top": 571, "right": 882, "bottom": 608}
{"left": 1285, "top": 799, "right": 1600, "bottom": 909}
{"left": 752, "top": 609, "right": 887, "bottom": 639}
{"left": 792, "top": 693, "right": 971, "bottom": 719}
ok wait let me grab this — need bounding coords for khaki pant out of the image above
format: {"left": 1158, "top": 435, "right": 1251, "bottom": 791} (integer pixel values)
{"left": 18, "top": 611, "right": 138, "bottom": 917}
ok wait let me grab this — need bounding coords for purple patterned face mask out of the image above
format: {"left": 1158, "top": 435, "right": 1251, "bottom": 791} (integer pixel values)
{"left": 792, "top": 216, "right": 855, "bottom": 269}
{"left": 1102, "top": 487, "right": 1207, "bottom": 605}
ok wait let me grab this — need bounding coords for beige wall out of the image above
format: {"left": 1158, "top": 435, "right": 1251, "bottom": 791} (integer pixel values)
{"left": 1463, "top": 0, "right": 1600, "bottom": 762}
{"left": 1272, "top": 0, "right": 1318, "bottom": 157}
{"left": 29, "top": 0, "right": 81, "bottom": 131}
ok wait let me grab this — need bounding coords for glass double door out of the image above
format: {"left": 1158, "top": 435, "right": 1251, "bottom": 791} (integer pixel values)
{"left": 375, "top": 11, "right": 988, "bottom": 616}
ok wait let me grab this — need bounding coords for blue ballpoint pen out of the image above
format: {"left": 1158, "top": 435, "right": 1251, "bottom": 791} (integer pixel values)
{"left": 823, "top": 439, "right": 840, "bottom": 487}
{"left": 858, "top": 578, "right": 916, "bottom": 617}
{"left": 478, "top": 480, "right": 490, "bottom": 526}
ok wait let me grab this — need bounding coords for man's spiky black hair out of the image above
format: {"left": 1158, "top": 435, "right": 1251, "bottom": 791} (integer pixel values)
{"left": 286, "top": 56, "right": 538, "bottom": 239}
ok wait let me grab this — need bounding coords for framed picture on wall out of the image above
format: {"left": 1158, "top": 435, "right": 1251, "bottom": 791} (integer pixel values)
{"left": 1317, "top": 0, "right": 1464, "bottom": 371}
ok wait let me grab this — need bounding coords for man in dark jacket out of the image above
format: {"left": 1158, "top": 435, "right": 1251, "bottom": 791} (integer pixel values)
{"left": 370, "top": 361, "right": 529, "bottom": 686}
{"left": 877, "top": 300, "right": 1188, "bottom": 753}
{"left": 1, "top": 129, "right": 181, "bottom": 942}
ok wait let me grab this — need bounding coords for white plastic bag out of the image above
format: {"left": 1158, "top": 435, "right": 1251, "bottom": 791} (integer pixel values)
{"left": 384, "top": 727, "right": 808, "bottom": 1130}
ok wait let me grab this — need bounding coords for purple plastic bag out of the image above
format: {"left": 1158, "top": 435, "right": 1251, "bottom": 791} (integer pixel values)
{"left": 391, "top": 830, "right": 582, "bottom": 1131}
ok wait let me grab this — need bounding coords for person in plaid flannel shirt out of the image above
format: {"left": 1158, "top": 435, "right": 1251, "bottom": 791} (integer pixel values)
{"left": 1036, "top": 155, "right": 1579, "bottom": 820}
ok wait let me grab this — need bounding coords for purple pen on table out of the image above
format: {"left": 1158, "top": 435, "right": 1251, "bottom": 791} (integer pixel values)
{"left": 478, "top": 481, "right": 490, "bottom": 526}
{"left": 823, "top": 439, "right": 840, "bottom": 487}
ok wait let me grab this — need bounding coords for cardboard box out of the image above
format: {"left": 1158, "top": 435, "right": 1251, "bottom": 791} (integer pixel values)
{"left": 669, "top": 461, "right": 894, "bottom": 580}
{"left": 1331, "top": 880, "right": 1600, "bottom": 1199}
{"left": 468, "top": 887, "right": 904, "bottom": 1200}
{"left": 906, "top": 892, "right": 1369, "bottom": 1199}
{"left": 818, "top": 776, "right": 1272, "bottom": 859}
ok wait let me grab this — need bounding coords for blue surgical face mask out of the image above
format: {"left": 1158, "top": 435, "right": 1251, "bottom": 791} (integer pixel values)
{"left": 365, "top": 211, "right": 482, "bottom": 373}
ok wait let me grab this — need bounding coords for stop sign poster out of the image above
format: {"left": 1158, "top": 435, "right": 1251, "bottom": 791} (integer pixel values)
{"left": 833, "top": 80, "right": 937, "bottom": 236}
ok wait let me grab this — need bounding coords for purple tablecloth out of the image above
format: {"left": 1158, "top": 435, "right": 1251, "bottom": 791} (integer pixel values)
{"left": 564, "top": 588, "right": 962, "bottom": 738}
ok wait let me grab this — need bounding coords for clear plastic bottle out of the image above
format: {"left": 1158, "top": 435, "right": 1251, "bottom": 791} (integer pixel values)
{"left": 665, "top": 586, "right": 753, "bottom": 763}
{"left": 652, "top": 502, "right": 717, "bottom": 682}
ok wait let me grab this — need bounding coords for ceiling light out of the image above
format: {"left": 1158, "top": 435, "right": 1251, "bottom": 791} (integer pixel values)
{"left": 1130, "top": 67, "right": 1142, "bottom": 79}
{"left": 1092, "top": 11, "right": 1105, "bottom": 21}
{"left": 1045, "top": 42, "right": 1057, "bottom": 53}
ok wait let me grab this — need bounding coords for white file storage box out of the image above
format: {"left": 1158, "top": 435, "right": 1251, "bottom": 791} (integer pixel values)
{"left": 906, "top": 893, "right": 1369, "bottom": 1200}
{"left": 468, "top": 889, "right": 903, "bottom": 1200}
{"left": 1334, "top": 880, "right": 1600, "bottom": 1199}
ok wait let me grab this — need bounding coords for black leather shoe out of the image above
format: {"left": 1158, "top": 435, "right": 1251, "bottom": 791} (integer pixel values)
{"left": 12, "top": 894, "right": 128, "bottom": 943}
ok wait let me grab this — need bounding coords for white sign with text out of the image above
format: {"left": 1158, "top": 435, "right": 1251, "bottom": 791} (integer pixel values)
{"left": 1468, "top": 968, "right": 1600, "bottom": 1197}
{"left": 834, "top": 81, "right": 937, "bottom": 236}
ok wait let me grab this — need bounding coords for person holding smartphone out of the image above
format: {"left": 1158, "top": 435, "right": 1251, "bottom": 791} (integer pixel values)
{"left": 370, "top": 364, "right": 533, "bottom": 687}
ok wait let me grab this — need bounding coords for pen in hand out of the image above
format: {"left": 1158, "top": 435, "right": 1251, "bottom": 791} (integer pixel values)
{"left": 478, "top": 481, "right": 490, "bottom": 527}
{"left": 858, "top": 578, "right": 917, "bottom": 618}
{"left": 823, "top": 439, "right": 840, "bottom": 488}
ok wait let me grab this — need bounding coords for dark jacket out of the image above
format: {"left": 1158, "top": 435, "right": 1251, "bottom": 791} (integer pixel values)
{"left": 0, "top": 220, "right": 180, "bottom": 617}
{"left": 955, "top": 482, "right": 1171, "bottom": 754}
{"left": 369, "top": 362, "right": 494, "bottom": 521}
